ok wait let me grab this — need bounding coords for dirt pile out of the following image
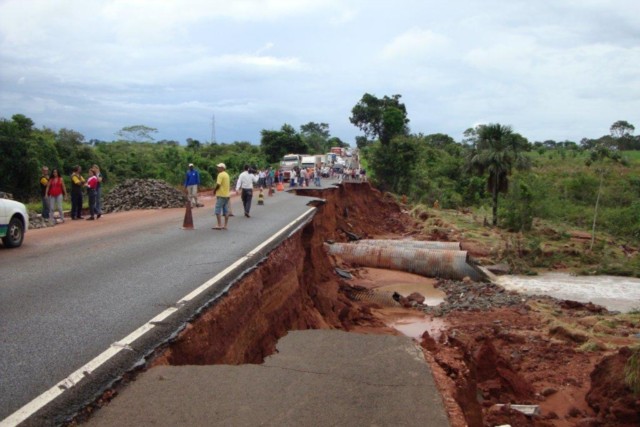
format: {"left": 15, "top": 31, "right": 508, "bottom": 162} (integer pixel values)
{"left": 102, "top": 179, "right": 187, "bottom": 213}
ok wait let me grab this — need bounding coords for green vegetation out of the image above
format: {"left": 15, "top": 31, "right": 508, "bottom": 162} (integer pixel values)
{"left": 0, "top": 115, "right": 345, "bottom": 201}
{"left": 2, "top": 91, "right": 639, "bottom": 276}
{"left": 625, "top": 346, "right": 640, "bottom": 396}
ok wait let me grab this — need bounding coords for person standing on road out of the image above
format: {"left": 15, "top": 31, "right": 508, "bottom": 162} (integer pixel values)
{"left": 184, "top": 163, "right": 201, "bottom": 208}
{"left": 45, "top": 168, "right": 67, "bottom": 224}
{"left": 70, "top": 165, "right": 85, "bottom": 220}
{"left": 212, "top": 163, "right": 230, "bottom": 230}
{"left": 92, "top": 164, "right": 103, "bottom": 218}
{"left": 40, "top": 166, "right": 50, "bottom": 221}
{"left": 85, "top": 168, "right": 99, "bottom": 220}
{"left": 236, "top": 164, "right": 258, "bottom": 217}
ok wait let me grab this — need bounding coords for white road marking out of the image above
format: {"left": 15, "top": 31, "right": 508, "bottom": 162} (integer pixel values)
{"left": 0, "top": 207, "right": 315, "bottom": 427}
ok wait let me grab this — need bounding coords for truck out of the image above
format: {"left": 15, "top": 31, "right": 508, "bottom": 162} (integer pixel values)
{"left": 330, "top": 146, "right": 346, "bottom": 157}
{"left": 301, "top": 155, "right": 324, "bottom": 170}
{"left": 279, "top": 154, "right": 302, "bottom": 182}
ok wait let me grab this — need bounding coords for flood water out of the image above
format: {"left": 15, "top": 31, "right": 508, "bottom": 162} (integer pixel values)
{"left": 495, "top": 273, "right": 640, "bottom": 313}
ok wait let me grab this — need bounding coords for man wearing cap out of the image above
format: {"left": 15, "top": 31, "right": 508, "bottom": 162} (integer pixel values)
{"left": 212, "top": 163, "right": 230, "bottom": 230}
{"left": 184, "top": 163, "right": 201, "bottom": 208}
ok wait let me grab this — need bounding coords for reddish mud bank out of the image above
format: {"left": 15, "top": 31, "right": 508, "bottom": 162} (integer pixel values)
{"left": 145, "top": 183, "right": 638, "bottom": 427}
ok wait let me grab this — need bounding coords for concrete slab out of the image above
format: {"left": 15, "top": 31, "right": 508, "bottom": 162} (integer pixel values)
{"left": 87, "top": 330, "right": 449, "bottom": 426}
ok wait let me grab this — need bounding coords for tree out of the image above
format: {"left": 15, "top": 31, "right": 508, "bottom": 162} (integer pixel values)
{"left": 260, "top": 124, "right": 308, "bottom": 164}
{"left": 116, "top": 125, "right": 158, "bottom": 142}
{"left": 465, "top": 124, "right": 531, "bottom": 226}
{"left": 610, "top": 120, "right": 636, "bottom": 150}
{"left": 368, "top": 135, "right": 419, "bottom": 194}
{"left": 300, "top": 122, "right": 330, "bottom": 154}
{"left": 186, "top": 138, "right": 201, "bottom": 151}
{"left": 349, "top": 93, "right": 409, "bottom": 145}
{"left": 610, "top": 120, "right": 634, "bottom": 139}
{"left": 585, "top": 143, "right": 627, "bottom": 250}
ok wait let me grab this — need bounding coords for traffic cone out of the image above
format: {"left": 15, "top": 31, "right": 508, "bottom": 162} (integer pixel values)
{"left": 182, "top": 201, "right": 194, "bottom": 229}
{"left": 257, "top": 189, "right": 264, "bottom": 205}
{"left": 268, "top": 186, "right": 274, "bottom": 196}
{"left": 276, "top": 181, "right": 284, "bottom": 191}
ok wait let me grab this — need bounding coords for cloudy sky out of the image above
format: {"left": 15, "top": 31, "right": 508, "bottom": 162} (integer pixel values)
{"left": 1, "top": 0, "right": 639, "bottom": 145}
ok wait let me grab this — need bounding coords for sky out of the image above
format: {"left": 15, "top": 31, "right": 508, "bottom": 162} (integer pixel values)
{"left": 1, "top": 0, "right": 639, "bottom": 146}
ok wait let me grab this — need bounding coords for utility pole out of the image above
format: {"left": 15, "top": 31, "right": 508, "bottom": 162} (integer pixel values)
{"left": 211, "top": 114, "right": 216, "bottom": 143}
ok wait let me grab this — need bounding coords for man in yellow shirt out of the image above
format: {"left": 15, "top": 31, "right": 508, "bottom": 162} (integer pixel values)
{"left": 212, "top": 163, "right": 230, "bottom": 230}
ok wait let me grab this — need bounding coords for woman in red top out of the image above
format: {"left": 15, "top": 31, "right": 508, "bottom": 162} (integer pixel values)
{"left": 45, "top": 168, "right": 67, "bottom": 224}
{"left": 85, "top": 169, "right": 99, "bottom": 220}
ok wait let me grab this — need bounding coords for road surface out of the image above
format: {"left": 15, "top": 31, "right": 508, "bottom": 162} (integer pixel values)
{"left": 0, "top": 185, "right": 331, "bottom": 425}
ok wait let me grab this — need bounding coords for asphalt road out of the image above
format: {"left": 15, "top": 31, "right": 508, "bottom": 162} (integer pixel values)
{"left": 0, "top": 183, "right": 334, "bottom": 425}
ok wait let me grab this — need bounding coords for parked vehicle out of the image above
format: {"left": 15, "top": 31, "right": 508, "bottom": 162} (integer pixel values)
{"left": 0, "top": 194, "right": 28, "bottom": 248}
{"left": 279, "top": 154, "right": 303, "bottom": 182}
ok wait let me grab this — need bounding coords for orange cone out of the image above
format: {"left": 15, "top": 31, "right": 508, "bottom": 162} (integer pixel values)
{"left": 182, "top": 201, "right": 194, "bottom": 229}
{"left": 276, "top": 182, "right": 284, "bottom": 191}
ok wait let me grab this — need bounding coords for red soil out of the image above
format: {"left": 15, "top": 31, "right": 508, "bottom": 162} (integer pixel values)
{"left": 148, "top": 183, "right": 639, "bottom": 427}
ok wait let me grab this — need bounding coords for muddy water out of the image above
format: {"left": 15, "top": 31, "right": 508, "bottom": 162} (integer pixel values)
{"left": 496, "top": 273, "right": 640, "bottom": 313}
{"left": 350, "top": 268, "right": 447, "bottom": 340}
{"left": 376, "top": 283, "right": 446, "bottom": 306}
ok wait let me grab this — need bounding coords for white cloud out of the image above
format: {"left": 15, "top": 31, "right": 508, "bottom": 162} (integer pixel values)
{"left": 1, "top": 0, "right": 639, "bottom": 144}
{"left": 380, "top": 28, "right": 448, "bottom": 60}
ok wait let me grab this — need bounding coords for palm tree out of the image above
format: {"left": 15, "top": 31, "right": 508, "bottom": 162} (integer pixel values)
{"left": 466, "top": 124, "right": 530, "bottom": 226}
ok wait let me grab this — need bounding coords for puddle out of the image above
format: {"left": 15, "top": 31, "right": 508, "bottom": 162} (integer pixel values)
{"left": 376, "top": 283, "right": 445, "bottom": 306}
{"left": 496, "top": 273, "right": 640, "bottom": 313}
{"left": 388, "top": 315, "right": 446, "bottom": 341}
{"left": 350, "top": 267, "right": 446, "bottom": 306}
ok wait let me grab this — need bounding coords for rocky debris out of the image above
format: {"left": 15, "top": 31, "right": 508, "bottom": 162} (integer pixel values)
{"left": 28, "top": 212, "right": 53, "bottom": 229}
{"left": 423, "top": 279, "right": 528, "bottom": 316}
{"left": 102, "top": 179, "right": 187, "bottom": 213}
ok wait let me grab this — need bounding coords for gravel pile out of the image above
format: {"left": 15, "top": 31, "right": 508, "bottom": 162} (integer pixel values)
{"left": 102, "top": 179, "right": 187, "bottom": 213}
{"left": 423, "top": 279, "right": 529, "bottom": 316}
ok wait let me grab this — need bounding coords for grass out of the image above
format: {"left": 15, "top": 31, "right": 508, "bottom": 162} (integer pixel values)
{"left": 411, "top": 204, "right": 640, "bottom": 277}
{"left": 625, "top": 345, "right": 640, "bottom": 396}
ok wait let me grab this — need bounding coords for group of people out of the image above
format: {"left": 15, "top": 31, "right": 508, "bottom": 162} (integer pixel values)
{"left": 206, "top": 162, "right": 274, "bottom": 230}
{"left": 287, "top": 166, "right": 323, "bottom": 188}
{"left": 40, "top": 164, "right": 103, "bottom": 224}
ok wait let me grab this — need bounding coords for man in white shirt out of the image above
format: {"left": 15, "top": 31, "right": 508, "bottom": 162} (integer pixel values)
{"left": 236, "top": 164, "right": 259, "bottom": 217}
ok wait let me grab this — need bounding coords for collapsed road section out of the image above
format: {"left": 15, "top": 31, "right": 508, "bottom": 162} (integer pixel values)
{"left": 9, "top": 182, "right": 639, "bottom": 427}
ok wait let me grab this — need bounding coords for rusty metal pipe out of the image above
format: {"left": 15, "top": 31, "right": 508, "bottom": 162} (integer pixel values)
{"left": 324, "top": 242, "right": 486, "bottom": 281}
{"left": 353, "top": 239, "right": 461, "bottom": 251}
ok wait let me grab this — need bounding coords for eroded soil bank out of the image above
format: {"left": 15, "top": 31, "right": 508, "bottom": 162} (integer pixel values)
{"left": 141, "top": 183, "right": 638, "bottom": 427}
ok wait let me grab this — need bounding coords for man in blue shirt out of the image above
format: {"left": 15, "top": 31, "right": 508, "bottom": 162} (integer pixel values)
{"left": 184, "top": 163, "right": 201, "bottom": 208}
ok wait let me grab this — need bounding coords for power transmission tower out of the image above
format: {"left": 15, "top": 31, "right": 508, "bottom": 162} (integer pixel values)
{"left": 211, "top": 114, "right": 216, "bottom": 143}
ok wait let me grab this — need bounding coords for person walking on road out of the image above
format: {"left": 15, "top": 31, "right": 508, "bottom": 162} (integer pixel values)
{"left": 70, "top": 165, "right": 85, "bottom": 220}
{"left": 212, "top": 163, "right": 230, "bottom": 230}
{"left": 45, "top": 168, "right": 67, "bottom": 224}
{"left": 236, "top": 164, "right": 258, "bottom": 217}
{"left": 184, "top": 163, "right": 201, "bottom": 208}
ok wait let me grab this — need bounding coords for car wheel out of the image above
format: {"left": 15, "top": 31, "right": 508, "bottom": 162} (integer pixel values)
{"left": 2, "top": 217, "right": 24, "bottom": 248}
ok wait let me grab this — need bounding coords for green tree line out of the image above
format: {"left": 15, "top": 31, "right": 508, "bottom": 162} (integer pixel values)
{"left": 0, "top": 115, "right": 348, "bottom": 200}
{"left": 349, "top": 93, "right": 640, "bottom": 243}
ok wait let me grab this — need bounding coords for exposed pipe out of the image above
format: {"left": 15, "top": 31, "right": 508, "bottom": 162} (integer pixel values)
{"left": 353, "top": 239, "right": 461, "bottom": 251}
{"left": 324, "top": 242, "right": 487, "bottom": 281}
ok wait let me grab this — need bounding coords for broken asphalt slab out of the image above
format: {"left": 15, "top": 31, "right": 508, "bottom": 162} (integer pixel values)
{"left": 86, "top": 330, "right": 450, "bottom": 426}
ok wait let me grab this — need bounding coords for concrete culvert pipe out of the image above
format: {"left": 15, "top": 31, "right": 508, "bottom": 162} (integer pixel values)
{"left": 325, "top": 242, "right": 486, "bottom": 281}
{"left": 353, "top": 239, "right": 461, "bottom": 251}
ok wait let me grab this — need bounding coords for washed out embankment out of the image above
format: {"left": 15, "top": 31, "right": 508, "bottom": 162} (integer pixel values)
{"left": 141, "top": 182, "right": 639, "bottom": 427}
{"left": 151, "top": 183, "right": 406, "bottom": 366}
